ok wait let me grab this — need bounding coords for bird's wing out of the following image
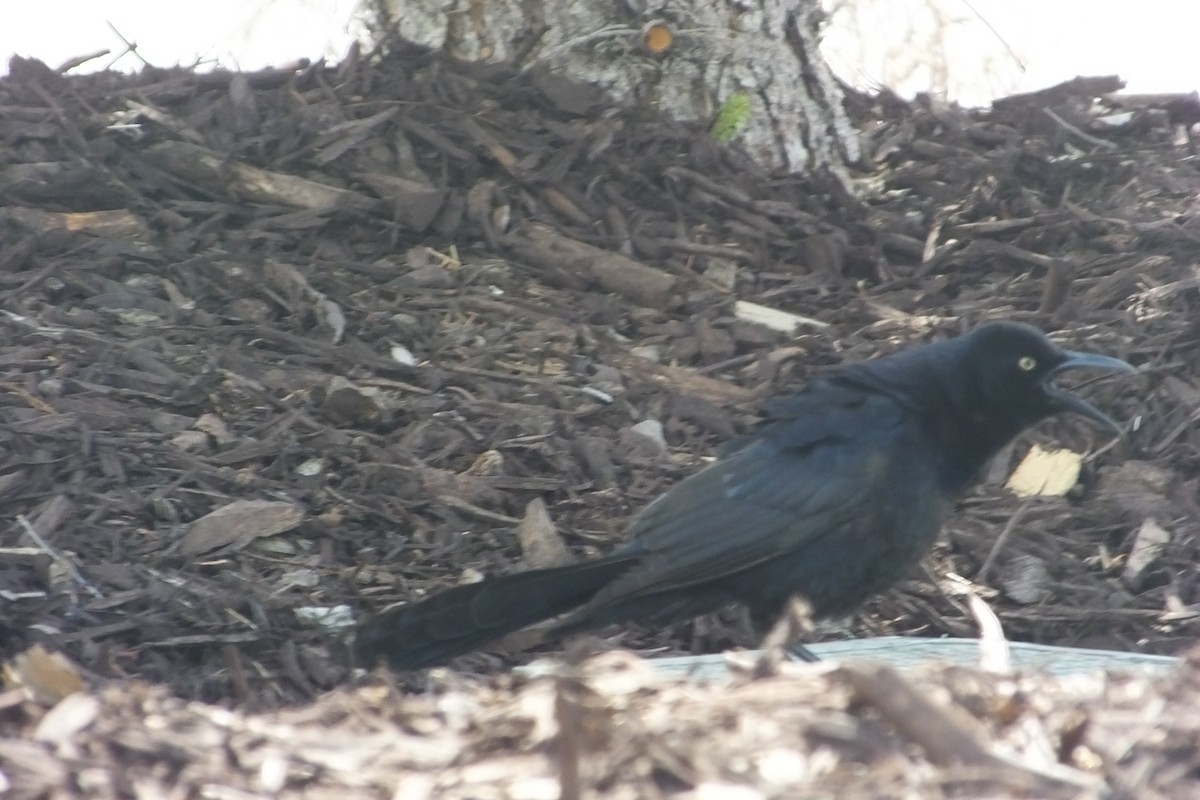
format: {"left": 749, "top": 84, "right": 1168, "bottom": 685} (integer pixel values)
{"left": 598, "top": 392, "right": 912, "bottom": 599}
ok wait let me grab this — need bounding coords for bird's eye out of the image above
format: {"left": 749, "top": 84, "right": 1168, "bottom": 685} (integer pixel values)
{"left": 1017, "top": 356, "right": 1037, "bottom": 372}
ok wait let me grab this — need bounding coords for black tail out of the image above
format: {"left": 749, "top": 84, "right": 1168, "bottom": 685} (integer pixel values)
{"left": 355, "top": 556, "right": 634, "bottom": 670}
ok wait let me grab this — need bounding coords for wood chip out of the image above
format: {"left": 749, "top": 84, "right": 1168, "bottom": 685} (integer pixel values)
{"left": 178, "top": 500, "right": 305, "bottom": 557}
{"left": 1123, "top": 518, "right": 1171, "bottom": 588}
{"left": 516, "top": 497, "right": 572, "bottom": 569}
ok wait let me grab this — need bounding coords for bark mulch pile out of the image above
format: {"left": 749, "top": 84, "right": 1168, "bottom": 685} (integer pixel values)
{"left": 0, "top": 40, "right": 1198, "bottom": 797}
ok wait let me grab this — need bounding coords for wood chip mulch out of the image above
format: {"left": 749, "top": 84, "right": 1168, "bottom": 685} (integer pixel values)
{"left": 5, "top": 648, "right": 1200, "bottom": 799}
{"left": 0, "top": 39, "right": 1199, "bottom": 797}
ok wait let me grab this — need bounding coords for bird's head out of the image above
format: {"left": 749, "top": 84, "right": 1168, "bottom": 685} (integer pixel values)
{"left": 956, "top": 322, "right": 1135, "bottom": 434}
{"left": 829, "top": 321, "right": 1134, "bottom": 496}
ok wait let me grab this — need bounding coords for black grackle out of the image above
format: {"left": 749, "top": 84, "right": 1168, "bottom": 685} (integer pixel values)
{"left": 355, "top": 322, "right": 1134, "bottom": 670}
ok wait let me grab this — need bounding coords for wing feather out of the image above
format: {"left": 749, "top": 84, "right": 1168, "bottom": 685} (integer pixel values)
{"left": 592, "top": 393, "right": 908, "bottom": 601}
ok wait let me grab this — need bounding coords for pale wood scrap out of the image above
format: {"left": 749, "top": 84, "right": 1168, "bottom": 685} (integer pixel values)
{"left": 0, "top": 206, "right": 149, "bottom": 238}
{"left": 517, "top": 497, "right": 572, "bottom": 569}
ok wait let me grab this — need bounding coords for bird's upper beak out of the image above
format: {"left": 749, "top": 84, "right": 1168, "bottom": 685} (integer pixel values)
{"left": 1045, "top": 351, "right": 1135, "bottom": 433}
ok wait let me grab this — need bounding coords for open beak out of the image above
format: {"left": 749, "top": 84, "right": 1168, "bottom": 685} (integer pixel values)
{"left": 1045, "top": 351, "right": 1135, "bottom": 433}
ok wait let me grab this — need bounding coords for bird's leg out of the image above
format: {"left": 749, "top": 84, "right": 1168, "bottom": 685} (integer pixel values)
{"left": 753, "top": 596, "right": 817, "bottom": 676}
{"left": 787, "top": 642, "right": 822, "bottom": 663}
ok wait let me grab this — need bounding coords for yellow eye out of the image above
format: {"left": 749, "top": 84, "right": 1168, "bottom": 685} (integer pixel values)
{"left": 1017, "top": 356, "right": 1037, "bottom": 372}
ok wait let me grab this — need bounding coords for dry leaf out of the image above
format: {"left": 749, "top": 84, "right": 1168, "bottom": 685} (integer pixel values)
{"left": 464, "top": 450, "right": 504, "bottom": 477}
{"left": 4, "top": 645, "right": 86, "bottom": 707}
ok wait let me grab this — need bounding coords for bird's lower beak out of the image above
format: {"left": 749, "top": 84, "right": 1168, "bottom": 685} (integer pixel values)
{"left": 1045, "top": 351, "right": 1135, "bottom": 433}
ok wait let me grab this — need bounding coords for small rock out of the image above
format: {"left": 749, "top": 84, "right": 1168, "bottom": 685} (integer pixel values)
{"left": 629, "top": 344, "right": 663, "bottom": 362}
{"left": 590, "top": 365, "right": 625, "bottom": 397}
{"left": 406, "top": 264, "right": 455, "bottom": 288}
{"left": 619, "top": 420, "right": 668, "bottom": 459}
{"left": 999, "top": 553, "right": 1050, "bottom": 605}
{"left": 320, "top": 376, "right": 389, "bottom": 426}
{"left": 37, "top": 378, "right": 65, "bottom": 398}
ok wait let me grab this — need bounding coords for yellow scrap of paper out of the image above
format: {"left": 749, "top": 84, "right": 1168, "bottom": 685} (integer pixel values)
{"left": 1006, "top": 444, "right": 1083, "bottom": 497}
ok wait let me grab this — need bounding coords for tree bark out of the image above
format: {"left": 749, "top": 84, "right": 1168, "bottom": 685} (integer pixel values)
{"left": 374, "top": 0, "right": 857, "bottom": 175}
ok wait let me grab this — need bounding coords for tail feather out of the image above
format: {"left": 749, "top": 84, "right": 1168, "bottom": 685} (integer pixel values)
{"left": 355, "top": 556, "right": 634, "bottom": 670}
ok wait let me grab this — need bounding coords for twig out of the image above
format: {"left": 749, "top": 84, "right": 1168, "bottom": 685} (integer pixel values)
{"left": 839, "top": 662, "right": 1101, "bottom": 794}
{"left": 978, "top": 497, "right": 1035, "bottom": 582}
{"left": 17, "top": 514, "right": 102, "bottom": 599}
{"left": 105, "top": 21, "right": 152, "bottom": 69}
{"left": 755, "top": 597, "right": 814, "bottom": 677}
{"left": 1043, "top": 108, "right": 1117, "bottom": 151}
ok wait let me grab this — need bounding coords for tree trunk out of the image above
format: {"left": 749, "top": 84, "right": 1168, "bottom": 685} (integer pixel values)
{"left": 374, "top": 0, "right": 858, "bottom": 175}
